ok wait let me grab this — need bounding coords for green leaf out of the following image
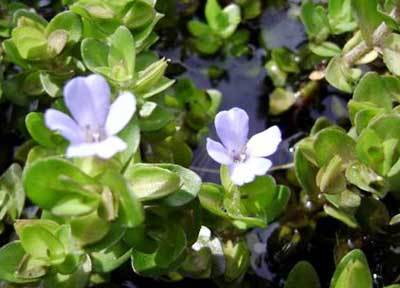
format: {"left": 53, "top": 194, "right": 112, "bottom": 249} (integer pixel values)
{"left": 356, "top": 128, "right": 385, "bottom": 174}
{"left": 295, "top": 145, "right": 321, "bottom": 199}
{"left": 0, "top": 241, "right": 36, "bottom": 283}
{"left": 269, "top": 88, "right": 296, "bottom": 115}
{"left": 325, "top": 57, "right": 361, "bottom": 93}
{"left": 157, "top": 164, "right": 202, "bottom": 207}
{"left": 345, "top": 162, "right": 387, "bottom": 196}
{"left": 324, "top": 205, "right": 358, "bottom": 228}
{"left": 309, "top": 42, "right": 341, "bottom": 57}
{"left": 2, "top": 39, "right": 30, "bottom": 69}
{"left": 47, "top": 29, "right": 69, "bottom": 56}
{"left": 108, "top": 26, "right": 135, "bottom": 82}
{"left": 285, "top": 261, "right": 321, "bottom": 288}
{"left": 223, "top": 240, "right": 249, "bottom": 282}
{"left": 23, "top": 158, "right": 100, "bottom": 216}
{"left": 205, "top": 0, "right": 240, "bottom": 39}
{"left": 23, "top": 71, "right": 44, "bottom": 96}
{"left": 135, "top": 58, "right": 169, "bottom": 96}
{"left": 352, "top": 0, "right": 383, "bottom": 45}
{"left": 205, "top": 0, "right": 224, "bottom": 32}
{"left": 13, "top": 9, "right": 48, "bottom": 28}
{"left": 125, "top": 164, "right": 181, "bottom": 201}
{"left": 328, "top": 0, "right": 356, "bottom": 34}
{"left": 97, "top": 170, "right": 144, "bottom": 228}
{"left": 316, "top": 155, "right": 346, "bottom": 194}
{"left": 190, "top": 34, "right": 222, "bottom": 55}
{"left": 353, "top": 72, "right": 399, "bottom": 110}
{"left": 139, "top": 105, "right": 173, "bottom": 132}
{"left": 12, "top": 26, "right": 48, "bottom": 60}
{"left": 91, "top": 241, "right": 132, "bottom": 273}
{"left": 122, "top": 0, "right": 155, "bottom": 29}
{"left": 42, "top": 255, "right": 91, "bottom": 288}
{"left": 199, "top": 183, "right": 229, "bottom": 218}
{"left": 330, "top": 249, "right": 372, "bottom": 288}
{"left": 123, "top": 225, "right": 157, "bottom": 254}
{"left": 131, "top": 224, "right": 187, "bottom": 275}
{"left": 314, "top": 128, "right": 356, "bottom": 166}
{"left": 25, "top": 112, "right": 65, "bottom": 149}
{"left": 116, "top": 116, "right": 140, "bottom": 167}
{"left": 187, "top": 20, "right": 213, "bottom": 38}
{"left": 300, "top": 2, "right": 330, "bottom": 42}
{"left": 271, "top": 48, "right": 299, "bottom": 73}
{"left": 265, "top": 60, "right": 287, "bottom": 87}
{"left": 15, "top": 220, "right": 66, "bottom": 264}
{"left": 70, "top": 212, "right": 110, "bottom": 246}
{"left": 220, "top": 4, "right": 241, "bottom": 39}
{"left": 383, "top": 33, "right": 400, "bottom": 76}
{"left": 0, "top": 163, "right": 25, "bottom": 221}
{"left": 81, "top": 38, "right": 110, "bottom": 77}
{"left": 46, "top": 11, "right": 82, "bottom": 44}
{"left": 240, "top": 176, "right": 290, "bottom": 224}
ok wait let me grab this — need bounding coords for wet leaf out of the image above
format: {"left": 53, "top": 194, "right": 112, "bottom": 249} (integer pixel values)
{"left": 285, "top": 261, "right": 321, "bottom": 288}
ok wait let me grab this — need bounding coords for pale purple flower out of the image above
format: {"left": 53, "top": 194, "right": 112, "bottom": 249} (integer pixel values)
{"left": 45, "top": 74, "right": 136, "bottom": 159}
{"left": 206, "top": 108, "right": 281, "bottom": 186}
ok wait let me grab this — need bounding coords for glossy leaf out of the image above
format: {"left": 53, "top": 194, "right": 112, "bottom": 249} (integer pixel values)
{"left": 124, "top": 164, "right": 181, "bottom": 201}
{"left": 285, "top": 261, "right": 321, "bottom": 288}
{"left": 330, "top": 249, "right": 372, "bottom": 288}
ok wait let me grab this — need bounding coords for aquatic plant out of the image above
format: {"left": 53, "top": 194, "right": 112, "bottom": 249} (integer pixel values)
{"left": 0, "top": 0, "right": 400, "bottom": 287}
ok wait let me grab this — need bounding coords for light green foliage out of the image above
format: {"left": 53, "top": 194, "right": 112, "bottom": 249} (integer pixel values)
{"left": 286, "top": 250, "right": 372, "bottom": 288}
{"left": 187, "top": 0, "right": 244, "bottom": 55}
{"left": 298, "top": 0, "right": 400, "bottom": 93}
{"left": 294, "top": 72, "right": 400, "bottom": 228}
{"left": 200, "top": 173, "right": 290, "bottom": 229}
{"left": 330, "top": 249, "right": 372, "bottom": 288}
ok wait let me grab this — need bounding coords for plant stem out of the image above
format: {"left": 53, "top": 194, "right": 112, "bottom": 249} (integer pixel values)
{"left": 343, "top": 7, "right": 400, "bottom": 65}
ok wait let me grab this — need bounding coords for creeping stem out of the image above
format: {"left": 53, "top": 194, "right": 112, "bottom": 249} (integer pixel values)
{"left": 343, "top": 7, "right": 400, "bottom": 65}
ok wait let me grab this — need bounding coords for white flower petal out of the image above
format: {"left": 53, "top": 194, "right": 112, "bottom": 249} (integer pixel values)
{"left": 66, "top": 136, "right": 127, "bottom": 159}
{"left": 64, "top": 76, "right": 98, "bottom": 128}
{"left": 66, "top": 142, "right": 98, "bottom": 158}
{"left": 247, "top": 126, "right": 282, "bottom": 157}
{"left": 85, "top": 74, "right": 111, "bottom": 126}
{"left": 105, "top": 92, "right": 136, "bottom": 136}
{"left": 94, "top": 136, "right": 127, "bottom": 159}
{"left": 245, "top": 157, "right": 273, "bottom": 176}
{"left": 215, "top": 108, "right": 249, "bottom": 153}
{"left": 228, "top": 162, "right": 256, "bottom": 186}
{"left": 206, "top": 138, "right": 233, "bottom": 165}
{"left": 228, "top": 157, "right": 272, "bottom": 186}
{"left": 44, "top": 109, "right": 84, "bottom": 144}
{"left": 192, "top": 226, "right": 212, "bottom": 252}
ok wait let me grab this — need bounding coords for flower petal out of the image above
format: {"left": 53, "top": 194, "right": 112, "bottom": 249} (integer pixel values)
{"left": 206, "top": 138, "right": 233, "bottom": 165}
{"left": 215, "top": 108, "right": 249, "bottom": 153}
{"left": 94, "top": 136, "right": 127, "bottom": 158}
{"left": 66, "top": 136, "right": 127, "bottom": 159}
{"left": 228, "top": 162, "right": 256, "bottom": 186}
{"left": 228, "top": 157, "right": 272, "bottom": 186}
{"left": 105, "top": 92, "right": 136, "bottom": 136}
{"left": 66, "top": 142, "right": 97, "bottom": 158}
{"left": 85, "top": 74, "right": 111, "bottom": 125}
{"left": 64, "top": 76, "right": 98, "bottom": 128}
{"left": 245, "top": 157, "right": 272, "bottom": 176}
{"left": 44, "top": 109, "right": 84, "bottom": 144}
{"left": 247, "top": 126, "right": 282, "bottom": 157}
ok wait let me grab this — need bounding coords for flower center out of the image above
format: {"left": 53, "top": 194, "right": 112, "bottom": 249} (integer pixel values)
{"left": 84, "top": 125, "right": 106, "bottom": 143}
{"left": 232, "top": 147, "right": 248, "bottom": 163}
